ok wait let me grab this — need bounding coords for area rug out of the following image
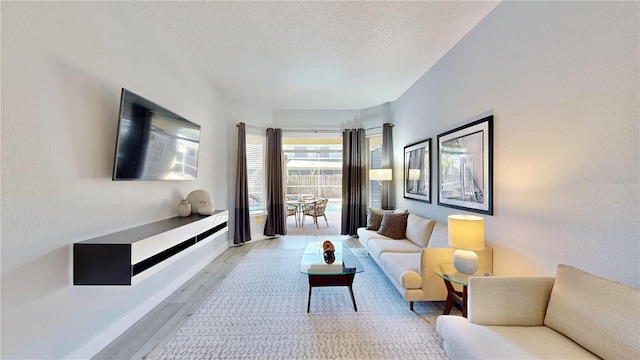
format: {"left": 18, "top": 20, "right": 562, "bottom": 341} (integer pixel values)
{"left": 154, "top": 246, "right": 452, "bottom": 359}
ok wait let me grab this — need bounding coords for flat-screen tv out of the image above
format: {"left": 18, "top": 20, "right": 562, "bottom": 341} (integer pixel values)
{"left": 112, "top": 88, "right": 201, "bottom": 181}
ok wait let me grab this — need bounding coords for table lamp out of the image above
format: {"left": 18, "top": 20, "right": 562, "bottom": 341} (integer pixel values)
{"left": 447, "top": 215, "right": 485, "bottom": 275}
{"left": 369, "top": 169, "right": 392, "bottom": 184}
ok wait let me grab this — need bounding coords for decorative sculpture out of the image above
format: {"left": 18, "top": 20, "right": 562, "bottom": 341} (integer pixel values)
{"left": 323, "top": 240, "right": 335, "bottom": 264}
{"left": 186, "top": 190, "right": 214, "bottom": 214}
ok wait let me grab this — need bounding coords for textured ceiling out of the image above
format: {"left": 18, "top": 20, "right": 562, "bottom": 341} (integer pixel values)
{"left": 129, "top": 1, "right": 499, "bottom": 110}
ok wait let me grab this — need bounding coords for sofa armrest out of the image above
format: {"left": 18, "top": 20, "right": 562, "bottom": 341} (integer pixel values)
{"left": 421, "top": 247, "right": 456, "bottom": 274}
{"left": 420, "top": 247, "right": 457, "bottom": 300}
{"left": 467, "top": 276, "right": 555, "bottom": 326}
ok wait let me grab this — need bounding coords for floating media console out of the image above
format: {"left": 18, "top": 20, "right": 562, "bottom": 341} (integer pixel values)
{"left": 73, "top": 210, "right": 229, "bottom": 285}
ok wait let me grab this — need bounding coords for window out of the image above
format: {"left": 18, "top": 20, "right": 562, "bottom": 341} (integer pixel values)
{"left": 246, "top": 132, "right": 265, "bottom": 214}
{"left": 368, "top": 135, "right": 383, "bottom": 208}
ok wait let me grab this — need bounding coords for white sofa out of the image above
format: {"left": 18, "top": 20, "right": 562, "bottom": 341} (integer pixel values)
{"left": 357, "top": 211, "right": 493, "bottom": 310}
{"left": 437, "top": 264, "right": 640, "bottom": 359}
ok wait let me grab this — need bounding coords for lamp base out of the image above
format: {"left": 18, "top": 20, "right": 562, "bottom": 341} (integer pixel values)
{"left": 453, "top": 249, "right": 478, "bottom": 275}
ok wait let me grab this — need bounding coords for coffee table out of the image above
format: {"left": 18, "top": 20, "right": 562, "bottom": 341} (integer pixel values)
{"left": 300, "top": 241, "right": 364, "bottom": 313}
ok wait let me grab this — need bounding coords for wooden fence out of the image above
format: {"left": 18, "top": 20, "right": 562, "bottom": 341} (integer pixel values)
{"left": 286, "top": 175, "right": 342, "bottom": 199}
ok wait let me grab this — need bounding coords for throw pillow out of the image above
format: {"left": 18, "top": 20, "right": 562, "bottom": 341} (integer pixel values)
{"left": 366, "top": 208, "right": 389, "bottom": 230}
{"left": 377, "top": 212, "right": 409, "bottom": 239}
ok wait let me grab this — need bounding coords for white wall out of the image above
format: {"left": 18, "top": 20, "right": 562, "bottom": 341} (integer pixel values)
{"left": 273, "top": 109, "right": 361, "bottom": 130}
{"left": 393, "top": 1, "right": 639, "bottom": 287}
{"left": 359, "top": 102, "right": 395, "bottom": 131}
{"left": 272, "top": 106, "right": 396, "bottom": 135}
{"left": 1, "top": 2, "right": 230, "bottom": 358}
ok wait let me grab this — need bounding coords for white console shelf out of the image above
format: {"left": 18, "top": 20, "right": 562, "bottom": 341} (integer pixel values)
{"left": 73, "top": 210, "right": 228, "bottom": 285}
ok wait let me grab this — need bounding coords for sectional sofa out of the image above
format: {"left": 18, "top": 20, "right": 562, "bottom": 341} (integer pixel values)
{"left": 357, "top": 210, "right": 493, "bottom": 310}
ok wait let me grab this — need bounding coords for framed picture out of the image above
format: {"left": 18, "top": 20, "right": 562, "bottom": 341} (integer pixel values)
{"left": 437, "top": 115, "right": 493, "bottom": 215}
{"left": 404, "top": 138, "right": 431, "bottom": 203}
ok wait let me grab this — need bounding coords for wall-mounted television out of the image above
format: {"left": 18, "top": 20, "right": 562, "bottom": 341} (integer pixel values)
{"left": 112, "top": 88, "right": 201, "bottom": 181}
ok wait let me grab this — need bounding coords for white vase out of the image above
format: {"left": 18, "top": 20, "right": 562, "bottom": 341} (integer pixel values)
{"left": 177, "top": 199, "right": 192, "bottom": 217}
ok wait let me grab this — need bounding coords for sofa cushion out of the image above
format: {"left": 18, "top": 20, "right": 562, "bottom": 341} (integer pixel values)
{"left": 357, "top": 228, "right": 392, "bottom": 249}
{"left": 468, "top": 277, "right": 555, "bottom": 326}
{"left": 437, "top": 316, "right": 600, "bottom": 360}
{"left": 366, "top": 208, "right": 391, "bottom": 230}
{"left": 426, "top": 222, "right": 449, "bottom": 248}
{"left": 379, "top": 252, "right": 422, "bottom": 289}
{"left": 544, "top": 264, "right": 640, "bottom": 360}
{"left": 405, "top": 213, "right": 436, "bottom": 248}
{"left": 368, "top": 239, "right": 422, "bottom": 259}
{"left": 377, "top": 212, "right": 409, "bottom": 239}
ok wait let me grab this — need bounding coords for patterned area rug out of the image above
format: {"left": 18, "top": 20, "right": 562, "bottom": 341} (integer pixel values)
{"left": 155, "top": 247, "right": 452, "bottom": 359}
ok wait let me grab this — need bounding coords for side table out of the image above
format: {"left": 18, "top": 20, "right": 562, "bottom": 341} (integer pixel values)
{"left": 433, "top": 263, "right": 492, "bottom": 317}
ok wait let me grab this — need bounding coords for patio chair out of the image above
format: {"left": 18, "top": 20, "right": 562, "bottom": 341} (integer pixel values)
{"left": 302, "top": 198, "right": 329, "bottom": 229}
{"left": 287, "top": 203, "right": 299, "bottom": 227}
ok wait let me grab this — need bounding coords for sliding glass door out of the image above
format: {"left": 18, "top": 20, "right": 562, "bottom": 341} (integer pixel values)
{"left": 283, "top": 138, "right": 342, "bottom": 211}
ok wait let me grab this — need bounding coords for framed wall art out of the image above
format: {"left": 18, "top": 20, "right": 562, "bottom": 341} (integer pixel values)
{"left": 437, "top": 115, "right": 493, "bottom": 215}
{"left": 404, "top": 138, "right": 431, "bottom": 203}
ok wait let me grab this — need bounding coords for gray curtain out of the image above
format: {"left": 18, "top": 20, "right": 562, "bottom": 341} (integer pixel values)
{"left": 341, "top": 128, "right": 367, "bottom": 236}
{"left": 234, "top": 123, "right": 251, "bottom": 244}
{"left": 381, "top": 123, "right": 394, "bottom": 210}
{"left": 263, "top": 128, "right": 287, "bottom": 236}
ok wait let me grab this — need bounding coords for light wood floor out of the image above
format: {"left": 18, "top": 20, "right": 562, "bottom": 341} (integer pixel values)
{"left": 93, "top": 235, "right": 363, "bottom": 360}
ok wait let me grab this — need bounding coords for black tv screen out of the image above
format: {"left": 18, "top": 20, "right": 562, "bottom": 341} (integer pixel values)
{"left": 112, "top": 89, "right": 201, "bottom": 181}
